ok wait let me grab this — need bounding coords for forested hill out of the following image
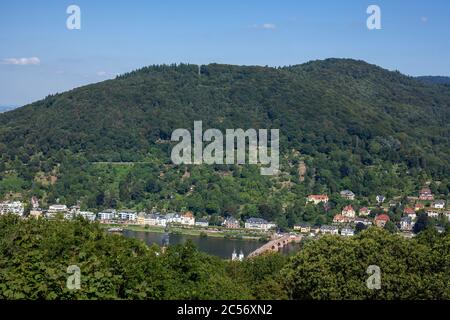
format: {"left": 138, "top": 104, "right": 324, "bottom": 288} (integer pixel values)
{"left": 1, "top": 59, "right": 450, "bottom": 218}
{"left": 416, "top": 76, "right": 450, "bottom": 85}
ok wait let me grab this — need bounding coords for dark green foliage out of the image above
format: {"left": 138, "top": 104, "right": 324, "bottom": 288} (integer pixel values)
{"left": 1, "top": 216, "right": 447, "bottom": 300}
{"left": 1, "top": 59, "right": 450, "bottom": 219}
{"left": 282, "top": 228, "right": 450, "bottom": 300}
{"left": 0, "top": 214, "right": 251, "bottom": 300}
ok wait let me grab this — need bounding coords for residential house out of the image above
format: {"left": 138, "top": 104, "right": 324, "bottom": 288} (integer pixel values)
{"left": 181, "top": 211, "right": 196, "bottom": 226}
{"left": 0, "top": 201, "right": 25, "bottom": 216}
{"left": 244, "top": 218, "right": 276, "bottom": 231}
{"left": 374, "top": 214, "right": 390, "bottom": 228}
{"left": 77, "top": 211, "right": 96, "bottom": 221}
{"left": 340, "top": 228, "right": 355, "bottom": 237}
{"left": 426, "top": 208, "right": 440, "bottom": 219}
{"left": 342, "top": 205, "right": 356, "bottom": 218}
{"left": 47, "top": 204, "right": 68, "bottom": 218}
{"left": 307, "top": 194, "right": 329, "bottom": 205}
{"left": 70, "top": 205, "right": 81, "bottom": 215}
{"left": 294, "top": 224, "right": 311, "bottom": 233}
{"left": 224, "top": 217, "right": 240, "bottom": 229}
{"left": 118, "top": 210, "right": 137, "bottom": 222}
{"left": 359, "top": 207, "right": 370, "bottom": 216}
{"left": 419, "top": 188, "right": 434, "bottom": 201}
{"left": 340, "top": 190, "right": 355, "bottom": 200}
{"left": 403, "top": 207, "right": 416, "bottom": 220}
{"left": 433, "top": 200, "right": 446, "bottom": 209}
{"left": 195, "top": 219, "right": 209, "bottom": 228}
{"left": 155, "top": 214, "right": 167, "bottom": 227}
{"left": 414, "top": 203, "right": 425, "bottom": 211}
{"left": 355, "top": 217, "right": 372, "bottom": 226}
{"left": 137, "top": 212, "right": 146, "bottom": 225}
{"left": 165, "top": 213, "right": 182, "bottom": 224}
{"left": 376, "top": 195, "right": 386, "bottom": 204}
{"left": 320, "top": 225, "right": 339, "bottom": 235}
{"left": 400, "top": 217, "right": 414, "bottom": 232}
{"left": 31, "top": 197, "right": 40, "bottom": 210}
{"left": 98, "top": 209, "right": 116, "bottom": 221}
{"left": 29, "top": 209, "right": 43, "bottom": 218}
{"left": 333, "top": 214, "right": 348, "bottom": 224}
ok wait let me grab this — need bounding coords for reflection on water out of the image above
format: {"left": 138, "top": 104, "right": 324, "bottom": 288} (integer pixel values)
{"left": 123, "top": 230, "right": 301, "bottom": 259}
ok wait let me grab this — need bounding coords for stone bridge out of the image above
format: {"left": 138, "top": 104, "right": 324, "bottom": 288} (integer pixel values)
{"left": 247, "top": 234, "right": 302, "bottom": 258}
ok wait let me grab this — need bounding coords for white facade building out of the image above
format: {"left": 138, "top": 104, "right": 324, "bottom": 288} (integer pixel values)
{"left": 244, "top": 218, "right": 276, "bottom": 231}
{"left": 0, "top": 201, "right": 25, "bottom": 216}
{"left": 98, "top": 209, "right": 117, "bottom": 221}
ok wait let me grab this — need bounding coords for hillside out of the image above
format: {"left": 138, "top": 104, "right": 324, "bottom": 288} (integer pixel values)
{"left": 1, "top": 59, "right": 450, "bottom": 225}
{"left": 416, "top": 76, "right": 450, "bottom": 85}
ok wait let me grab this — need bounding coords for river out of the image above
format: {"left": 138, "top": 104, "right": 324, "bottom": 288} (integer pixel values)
{"left": 123, "top": 230, "right": 301, "bottom": 259}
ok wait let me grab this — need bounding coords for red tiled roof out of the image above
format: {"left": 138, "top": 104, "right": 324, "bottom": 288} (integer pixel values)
{"left": 308, "top": 194, "right": 328, "bottom": 200}
{"left": 375, "top": 214, "right": 390, "bottom": 222}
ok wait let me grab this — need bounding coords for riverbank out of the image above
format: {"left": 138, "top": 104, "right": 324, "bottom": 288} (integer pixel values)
{"left": 100, "top": 223, "right": 267, "bottom": 241}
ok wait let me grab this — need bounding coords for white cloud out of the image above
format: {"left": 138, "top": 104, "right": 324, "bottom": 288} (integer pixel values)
{"left": 262, "top": 23, "right": 276, "bottom": 30}
{"left": 1, "top": 57, "right": 40, "bottom": 65}
{"left": 420, "top": 16, "right": 428, "bottom": 23}
{"left": 251, "top": 23, "right": 277, "bottom": 30}
{"left": 96, "top": 71, "right": 107, "bottom": 76}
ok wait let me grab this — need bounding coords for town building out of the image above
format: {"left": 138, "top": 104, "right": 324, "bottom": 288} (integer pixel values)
{"left": 414, "top": 203, "right": 425, "bottom": 211}
{"left": 47, "top": 204, "right": 69, "bottom": 218}
{"left": 355, "top": 217, "right": 372, "bottom": 226}
{"left": 29, "top": 209, "right": 43, "bottom": 218}
{"left": 359, "top": 207, "right": 370, "bottom": 216}
{"left": 31, "top": 197, "right": 40, "bottom": 210}
{"left": 403, "top": 207, "right": 417, "bottom": 221}
{"left": 340, "top": 228, "right": 355, "bottom": 237}
{"left": 333, "top": 214, "right": 348, "bottom": 224}
{"left": 155, "top": 214, "right": 167, "bottom": 227}
{"left": 70, "top": 204, "right": 81, "bottom": 215}
{"left": 195, "top": 219, "right": 209, "bottom": 227}
{"left": 244, "top": 218, "right": 276, "bottom": 231}
{"left": 294, "top": 224, "right": 311, "bottom": 233}
{"left": 433, "top": 200, "right": 446, "bottom": 209}
{"left": 117, "top": 210, "right": 137, "bottom": 222}
{"left": 223, "top": 217, "right": 240, "bottom": 229}
{"left": 77, "top": 211, "right": 96, "bottom": 221}
{"left": 340, "top": 190, "right": 355, "bottom": 200}
{"left": 342, "top": 205, "right": 356, "bottom": 218}
{"left": 400, "top": 217, "right": 414, "bottom": 232}
{"left": 419, "top": 188, "right": 434, "bottom": 201}
{"left": 374, "top": 214, "right": 390, "bottom": 228}
{"left": 0, "top": 201, "right": 25, "bottom": 216}
{"left": 376, "top": 195, "right": 386, "bottom": 204}
{"left": 181, "top": 212, "right": 196, "bottom": 226}
{"left": 307, "top": 194, "right": 329, "bottom": 205}
{"left": 426, "top": 208, "right": 440, "bottom": 219}
{"left": 320, "top": 225, "right": 339, "bottom": 235}
{"left": 98, "top": 209, "right": 117, "bottom": 222}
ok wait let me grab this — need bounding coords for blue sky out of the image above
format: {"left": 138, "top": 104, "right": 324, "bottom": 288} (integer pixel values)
{"left": 1, "top": 0, "right": 449, "bottom": 106}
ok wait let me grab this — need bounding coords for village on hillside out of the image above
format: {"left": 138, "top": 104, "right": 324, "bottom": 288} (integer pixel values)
{"left": 1, "top": 187, "right": 449, "bottom": 238}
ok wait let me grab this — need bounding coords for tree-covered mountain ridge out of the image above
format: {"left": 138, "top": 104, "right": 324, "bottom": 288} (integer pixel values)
{"left": 1, "top": 58, "right": 450, "bottom": 219}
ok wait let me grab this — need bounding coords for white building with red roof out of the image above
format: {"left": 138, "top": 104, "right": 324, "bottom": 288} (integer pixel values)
{"left": 307, "top": 194, "right": 329, "bottom": 205}
{"left": 342, "top": 205, "right": 356, "bottom": 218}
